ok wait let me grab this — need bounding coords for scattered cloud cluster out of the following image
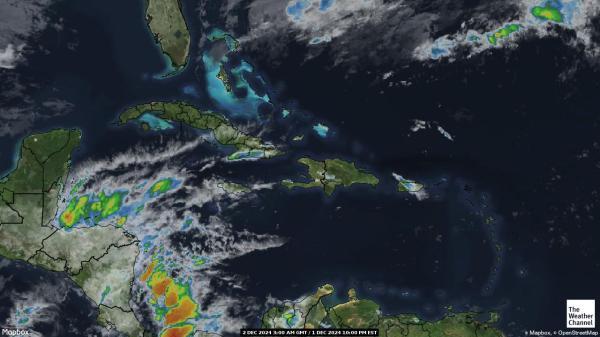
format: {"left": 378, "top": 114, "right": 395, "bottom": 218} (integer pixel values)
{"left": 413, "top": 0, "right": 600, "bottom": 61}
{"left": 0, "top": 44, "right": 22, "bottom": 69}
{"left": 0, "top": 0, "right": 54, "bottom": 69}
{"left": 62, "top": 139, "right": 285, "bottom": 334}
{"left": 199, "top": 0, "right": 519, "bottom": 68}
{"left": 0, "top": 259, "right": 112, "bottom": 337}
{"left": 0, "top": 0, "right": 75, "bottom": 138}
{"left": 0, "top": 73, "right": 73, "bottom": 137}
{"left": 199, "top": 0, "right": 600, "bottom": 70}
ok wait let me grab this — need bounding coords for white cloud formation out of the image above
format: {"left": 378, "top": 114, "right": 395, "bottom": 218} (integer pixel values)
{"left": 0, "top": 44, "right": 23, "bottom": 69}
{"left": 61, "top": 138, "right": 286, "bottom": 335}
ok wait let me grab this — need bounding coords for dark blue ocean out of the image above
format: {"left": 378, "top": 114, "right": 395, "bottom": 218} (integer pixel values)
{"left": 1, "top": 0, "right": 599, "bottom": 336}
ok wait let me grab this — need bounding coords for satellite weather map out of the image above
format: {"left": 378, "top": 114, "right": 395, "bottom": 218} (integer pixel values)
{"left": 1, "top": 0, "right": 599, "bottom": 336}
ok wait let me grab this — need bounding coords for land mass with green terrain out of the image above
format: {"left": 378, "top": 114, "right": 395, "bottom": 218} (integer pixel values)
{"left": 0, "top": 129, "right": 144, "bottom": 337}
{"left": 282, "top": 158, "right": 379, "bottom": 196}
{"left": 145, "top": 0, "right": 190, "bottom": 69}
{"left": 262, "top": 284, "right": 505, "bottom": 337}
{"left": 119, "top": 101, "right": 281, "bottom": 160}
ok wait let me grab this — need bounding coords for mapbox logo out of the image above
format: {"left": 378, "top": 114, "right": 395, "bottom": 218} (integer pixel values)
{"left": 567, "top": 300, "right": 596, "bottom": 328}
{"left": 1, "top": 329, "right": 30, "bottom": 336}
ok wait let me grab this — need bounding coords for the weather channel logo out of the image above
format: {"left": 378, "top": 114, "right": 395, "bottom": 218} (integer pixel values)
{"left": 567, "top": 300, "right": 596, "bottom": 328}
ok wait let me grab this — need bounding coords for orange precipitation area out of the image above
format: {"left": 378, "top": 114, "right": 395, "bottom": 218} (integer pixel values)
{"left": 152, "top": 274, "right": 173, "bottom": 297}
{"left": 160, "top": 325, "right": 194, "bottom": 337}
{"left": 140, "top": 261, "right": 156, "bottom": 282}
{"left": 139, "top": 260, "right": 199, "bottom": 333}
{"left": 165, "top": 297, "right": 198, "bottom": 325}
{"left": 165, "top": 288, "right": 179, "bottom": 307}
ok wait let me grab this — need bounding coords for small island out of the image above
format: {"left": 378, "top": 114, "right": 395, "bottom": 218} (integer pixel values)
{"left": 282, "top": 157, "right": 379, "bottom": 196}
{"left": 313, "top": 123, "right": 329, "bottom": 137}
{"left": 145, "top": 0, "right": 190, "bottom": 69}
{"left": 119, "top": 101, "right": 281, "bottom": 160}
{"left": 217, "top": 65, "right": 232, "bottom": 92}
{"left": 393, "top": 173, "right": 424, "bottom": 193}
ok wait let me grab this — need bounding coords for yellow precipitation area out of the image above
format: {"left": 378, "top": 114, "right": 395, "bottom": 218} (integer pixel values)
{"left": 140, "top": 261, "right": 156, "bottom": 282}
{"left": 140, "top": 260, "right": 198, "bottom": 335}
{"left": 165, "top": 285, "right": 179, "bottom": 307}
{"left": 150, "top": 271, "right": 172, "bottom": 297}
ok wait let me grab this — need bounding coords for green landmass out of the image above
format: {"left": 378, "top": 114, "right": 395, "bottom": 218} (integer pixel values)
{"left": 394, "top": 174, "right": 424, "bottom": 193}
{"left": 34, "top": 226, "right": 135, "bottom": 274}
{"left": 262, "top": 284, "right": 334, "bottom": 328}
{"left": 262, "top": 285, "right": 505, "bottom": 337}
{"left": 217, "top": 65, "right": 232, "bottom": 92}
{"left": 44, "top": 234, "right": 144, "bottom": 336}
{"left": 329, "top": 289, "right": 380, "bottom": 328}
{"left": 98, "top": 306, "right": 144, "bottom": 337}
{"left": 487, "top": 23, "right": 520, "bottom": 45}
{"left": 72, "top": 243, "right": 140, "bottom": 313}
{"left": 119, "top": 101, "right": 280, "bottom": 160}
{"left": 217, "top": 181, "right": 251, "bottom": 195}
{"left": 0, "top": 129, "right": 81, "bottom": 260}
{"left": 0, "top": 129, "right": 145, "bottom": 337}
{"left": 145, "top": 0, "right": 190, "bottom": 69}
{"left": 531, "top": 4, "right": 564, "bottom": 23}
{"left": 282, "top": 158, "right": 379, "bottom": 196}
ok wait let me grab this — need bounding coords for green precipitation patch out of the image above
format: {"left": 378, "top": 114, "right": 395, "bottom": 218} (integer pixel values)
{"left": 145, "top": 0, "right": 190, "bottom": 69}
{"left": 487, "top": 24, "right": 520, "bottom": 45}
{"left": 58, "top": 191, "right": 126, "bottom": 228}
{"left": 531, "top": 3, "right": 564, "bottom": 23}
{"left": 0, "top": 129, "right": 145, "bottom": 337}
{"left": 262, "top": 285, "right": 505, "bottom": 337}
{"left": 149, "top": 178, "right": 175, "bottom": 196}
{"left": 281, "top": 158, "right": 379, "bottom": 196}
{"left": 119, "top": 101, "right": 281, "bottom": 160}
